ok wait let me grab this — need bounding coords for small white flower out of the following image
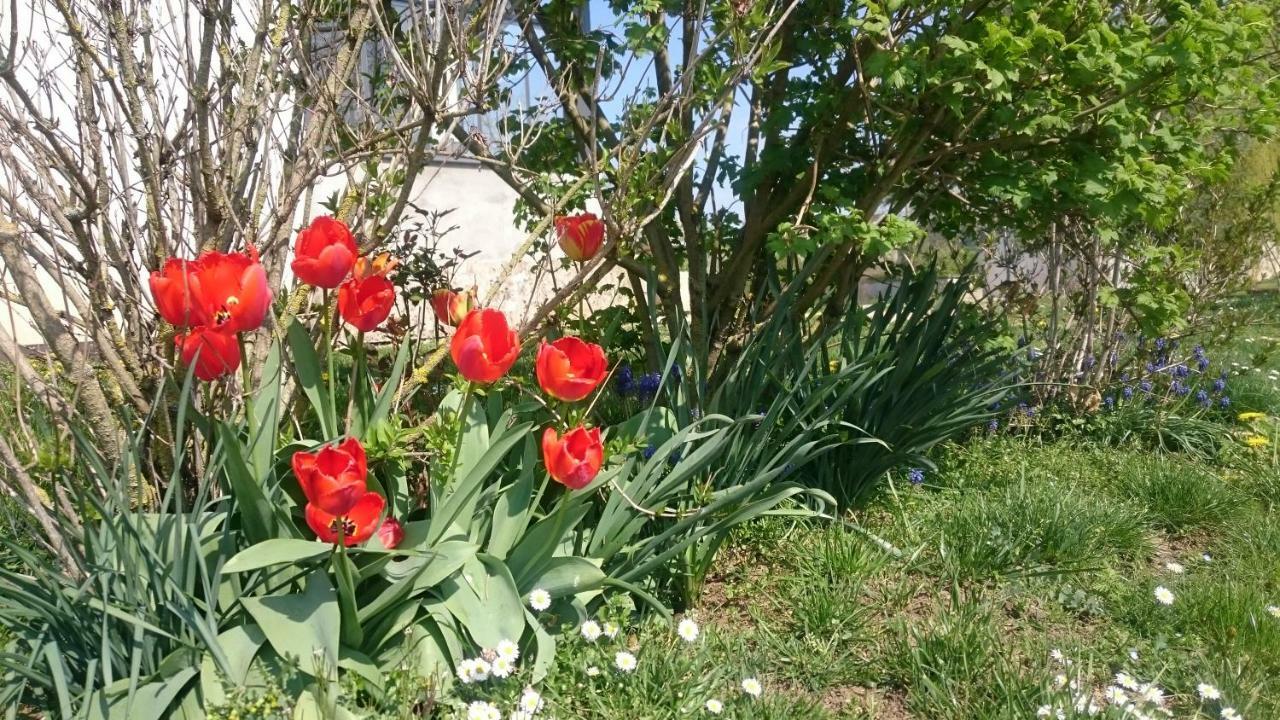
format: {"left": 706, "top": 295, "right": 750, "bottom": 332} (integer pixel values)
{"left": 603, "top": 621, "right": 620, "bottom": 638}
{"left": 678, "top": 618, "right": 701, "bottom": 643}
{"left": 1198, "top": 683, "right": 1221, "bottom": 700}
{"left": 580, "top": 621, "right": 602, "bottom": 642}
{"left": 1266, "top": 604, "right": 1280, "bottom": 618}
{"left": 527, "top": 588, "right": 552, "bottom": 611}
{"left": 1115, "top": 672, "right": 1139, "bottom": 690}
{"left": 518, "top": 687, "right": 544, "bottom": 713}
{"left": 741, "top": 677, "right": 763, "bottom": 697}
{"left": 614, "top": 651, "right": 637, "bottom": 673}
{"left": 1221, "top": 708, "right": 1241, "bottom": 720}
{"left": 1128, "top": 648, "right": 1140, "bottom": 661}
{"left": 1139, "top": 683, "right": 1164, "bottom": 706}
{"left": 457, "top": 658, "right": 492, "bottom": 684}
{"left": 1165, "top": 562, "right": 1185, "bottom": 574}
{"left": 704, "top": 699, "right": 724, "bottom": 714}
{"left": 496, "top": 639, "right": 520, "bottom": 662}
{"left": 1049, "top": 648, "right": 1066, "bottom": 664}
{"left": 466, "top": 701, "right": 501, "bottom": 720}
{"left": 585, "top": 665, "right": 600, "bottom": 677}
{"left": 1154, "top": 586, "right": 1175, "bottom": 605}
{"left": 491, "top": 655, "right": 515, "bottom": 678}
{"left": 1203, "top": 553, "right": 1213, "bottom": 562}
{"left": 1036, "top": 705, "right": 1053, "bottom": 718}
{"left": 1055, "top": 709, "right": 1066, "bottom": 720}
{"left": 1053, "top": 673, "right": 1068, "bottom": 689}
{"left": 1104, "top": 686, "right": 1129, "bottom": 705}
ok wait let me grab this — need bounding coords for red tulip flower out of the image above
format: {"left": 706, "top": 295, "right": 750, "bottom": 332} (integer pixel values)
{"left": 554, "top": 213, "right": 605, "bottom": 262}
{"left": 541, "top": 426, "right": 604, "bottom": 490}
{"left": 429, "top": 287, "right": 473, "bottom": 327}
{"left": 376, "top": 518, "right": 404, "bottom": 549}
{"left": 292, "top": 216, "right": 357, "bottom": 289}
{"left": 193, "top": 248, "right": 273, "bottom": 332}
{"left": 536, "top": 337, "right": 608, "bottom": 402}
{"left": 450, "top": 308, "right": 520, "bottom": 383}
{"left": 306, "top": 491, "right": 386, "bottom": 546}
{"left": 292, "top": 437, "right": 369, "bottom": 516}
{"left": 175, "top": 325, "right": 241, "bottom": 381}
{"left": 149, "top": 258, "right": 207, "bottom": 328}
{"left": 338, "top": 253, "right": 397, "bottom": 332}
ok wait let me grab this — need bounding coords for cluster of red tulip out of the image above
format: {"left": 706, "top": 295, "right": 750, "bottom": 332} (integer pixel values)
{"left": 291, "top": 216, "right": 397, "bottom": 332}
{"left": 292, "top": 437, "right": 403, "bottom": 548}
{"left": 148, "top": 248, "right": 274, "bottom": 380}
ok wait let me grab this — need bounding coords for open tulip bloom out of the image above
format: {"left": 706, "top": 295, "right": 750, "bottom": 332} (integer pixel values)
{"left": 542, "top": 425, "right": 605, "bottom": 490}
{"left": 536, "top": 336, "right": 608, "bottom": 402}
{"left": 450, "top": 308, "right": 521, "bottom": 383}
{"left": 305, "top": 491, "right": 386, "bottom": 546}
{"left": 292, "top": 437, "right": 369, "bottom": 516}
{"left": 292, "top": 215, "right": 357, "bottom": 289}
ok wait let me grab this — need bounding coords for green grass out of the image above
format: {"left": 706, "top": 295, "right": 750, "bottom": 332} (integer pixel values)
{"left": 523, "top": 431, "right": 1280, "bottom": 719}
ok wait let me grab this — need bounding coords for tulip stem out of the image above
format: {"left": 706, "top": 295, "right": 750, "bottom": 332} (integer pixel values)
{"left": 449, "top": 382, "right": 474, "bottom": 480}
{"left": 238, "top": 336, "right": 256, "bottom": 440}
{"left": 323, "top": 289, "right": 337, "bottom": 436}
{"left": 347, "top": 330, "right": 365, "bottom": 428}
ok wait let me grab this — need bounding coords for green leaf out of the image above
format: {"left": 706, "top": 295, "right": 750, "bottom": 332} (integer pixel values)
{"left": 250, "top": 338, "right": 284, "bottom": 478}
{"left": 439, "top": 555, "right": 526, "bottom": 649}
{"left": 222, "top": 539, "right": 330, "bottom": 573}
{"left": 369, "top": 336, "right": 411, "bottom": 427}
{"left": 242, "top": 569, "right": 340, "bottom": 677}
{"left": 521, "top": 556, "right": 605, "bottom": 596}
{"left": 487, "top": 435, "right": 538, "bottom": 559}
{"left": 287, "top": 319, "right": 336, "bottom": 439}
{"left": 216, "top": 422, "right": 277, "bottom": 544}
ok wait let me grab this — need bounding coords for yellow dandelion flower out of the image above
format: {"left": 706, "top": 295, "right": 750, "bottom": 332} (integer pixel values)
{"left": 1238, "top": 411, "right": 1267, "bottom": 422}
{"left": 1243, "top": 434, "right": 1270, "bottom": 448}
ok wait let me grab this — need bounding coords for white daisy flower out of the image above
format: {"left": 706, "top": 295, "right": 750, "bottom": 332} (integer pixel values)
{"left": 585, "top": 665, "right": 600, "bottom": 677}
{"left": 614, "top": 651, "right": 637, "bottom": 673}
{"left": 457, "top": 658, "right": 492, "bottom": 684}
{"left": 1165, "top": 562, "right": 1185, "bottom": 574}
{"left": 518, "top": 687, "right": 544, "bottom": 713}
{"left": 704, "top": 699, "right": 724, "bottom": 714}
{"left": 1139, "top": 683, "right": 1164, "bottom": 705}
{"left": 496, "top": 639, "right": 520, "bottom": 662}
{"left": 1036, "top": 706, "right": 1053, "bottom": 718}
{"left": 677, "top": 618, "right": 700, "bottom": 643}
{"left": 1154, "top": 586, "right": 1175, "bottom": 605}
{"left": 580, "top": 621, "right": 602, "bottom": 642}
{"left": 527, "top": 588, "right": 552, "bottom": 612}
{"left": 466, "top": 701, "right": 501, "bottom": 720}
{"left": 741, "top": 677, "right": 763, "bottom": 697}
{"left": 603, "top": 621, "right": 620, "bottom": 639}
{"left": 1055, "top": 709, "right": 1066, "bottom": 720}
{"left": 1049, "top": 648, "right": 1066, "bottom": 664}
{"left": 1198, "top": 683, "right": 1221, "bottom": 700}
{"left": 1104, "top": 686, "right": 1129, "bottom": 704}
{"left": 1115, "top": 672, "right": 1139, "bottom": 690}
{"left": 1053, "top": 673, "right": 1068, "bottom": 689}
{"left": 1203, "top": 553, "right": 1213, "bottom": 562}
{"left": 1221, "top": 708, "right": 1241, "bottom": 720}
{"left": 1266, "top": 604, "right": 1280, "bottom": 618}
{"left": 491, "top": 655, "right": 515, "bottom": 678}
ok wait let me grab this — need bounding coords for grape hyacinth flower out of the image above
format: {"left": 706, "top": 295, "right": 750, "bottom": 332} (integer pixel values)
{"left": 1139, "top": 380, "right": 1153, "bottom": 393}
{"left": 1173, "top": 363, "right": 1190, "bottom": 379}
{"left": 987, "top": 418, "right": 999, "bottom": 433}
{"left": 636, "top": 372, "right": 662, "bottom": 399}
{"left": 1196, "top": 389, "right": 1210, "bottom": 407}
{"left": 1103, "top": 395, "right": 1115, "bottom": 410}
{"left": 1122, "top": 385, "right": 1134, "bottom": 400}
{"left": 1213, "top": 377, "right": 1227, "bottom": 393}
{"left": 642, "top": 444, "right": 657, "bottom": 460}
{"left": 615, "top": 363, "right": 635, "bottom": 397}
{"left": 1197, "top": 356, "right": 1211, "bottom": 372}
{"left": 1220, "top": 396, "right": 1231, "bottom": 408}
{"left": 907, "top": 468, "right": 925, "bottom": 485}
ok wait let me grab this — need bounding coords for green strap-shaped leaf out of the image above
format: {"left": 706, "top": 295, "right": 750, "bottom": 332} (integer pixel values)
{"left": 222, "top": 539, "right": 331, "bottom": 573}
{"left": 287, "top": 319, "right": 336, "bottom": 440}
{"left": 242, "top": 569, "right": 339, "bottom": 678}
{"left": 438, "top": 555, "right": 526, "bottom": 649}
{"left": 216, "top": 422, "right": 276, "bottom": 545}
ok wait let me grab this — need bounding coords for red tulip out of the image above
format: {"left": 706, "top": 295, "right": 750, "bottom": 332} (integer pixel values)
{"left": 536, "top": 337, "right": 608, "bottom": 402}
{"left": 430, "top": 287, "right": 474, "bottom": 327}
{"left": 291, "top": 437, "right": 368, "bottom": 516}
{"left": 305, "top": 491, "right": 385, "bottom": 546}
{"left": 193, "top": 248, "right": 273, "bottom": 332}
{"left": 149, "top": 258, "right": 208, "bottom": 328}
{"left": 541, "top": 426, "right": 604, "bottom": 490}
{"left": 292, "top": 216, "right": 357, "bottom": 289}
{"left": 175, "top": 325, "right": 241, "bottom": 381}
{"left": 376, "top": 518, "right": 404, "bottom": 549}
{"left": 554, "top": 213, "right": 605, "bottom": 262}
{"left": 338, "top": 253, "right": 397, "bottom": 332}
{"left": 450, "top": 308, "right": 520, "bottom": 383}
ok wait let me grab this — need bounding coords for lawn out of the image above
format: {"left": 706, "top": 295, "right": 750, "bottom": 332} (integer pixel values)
{"left": 515, "top": 321, "right": 1280, "bottom": 720}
